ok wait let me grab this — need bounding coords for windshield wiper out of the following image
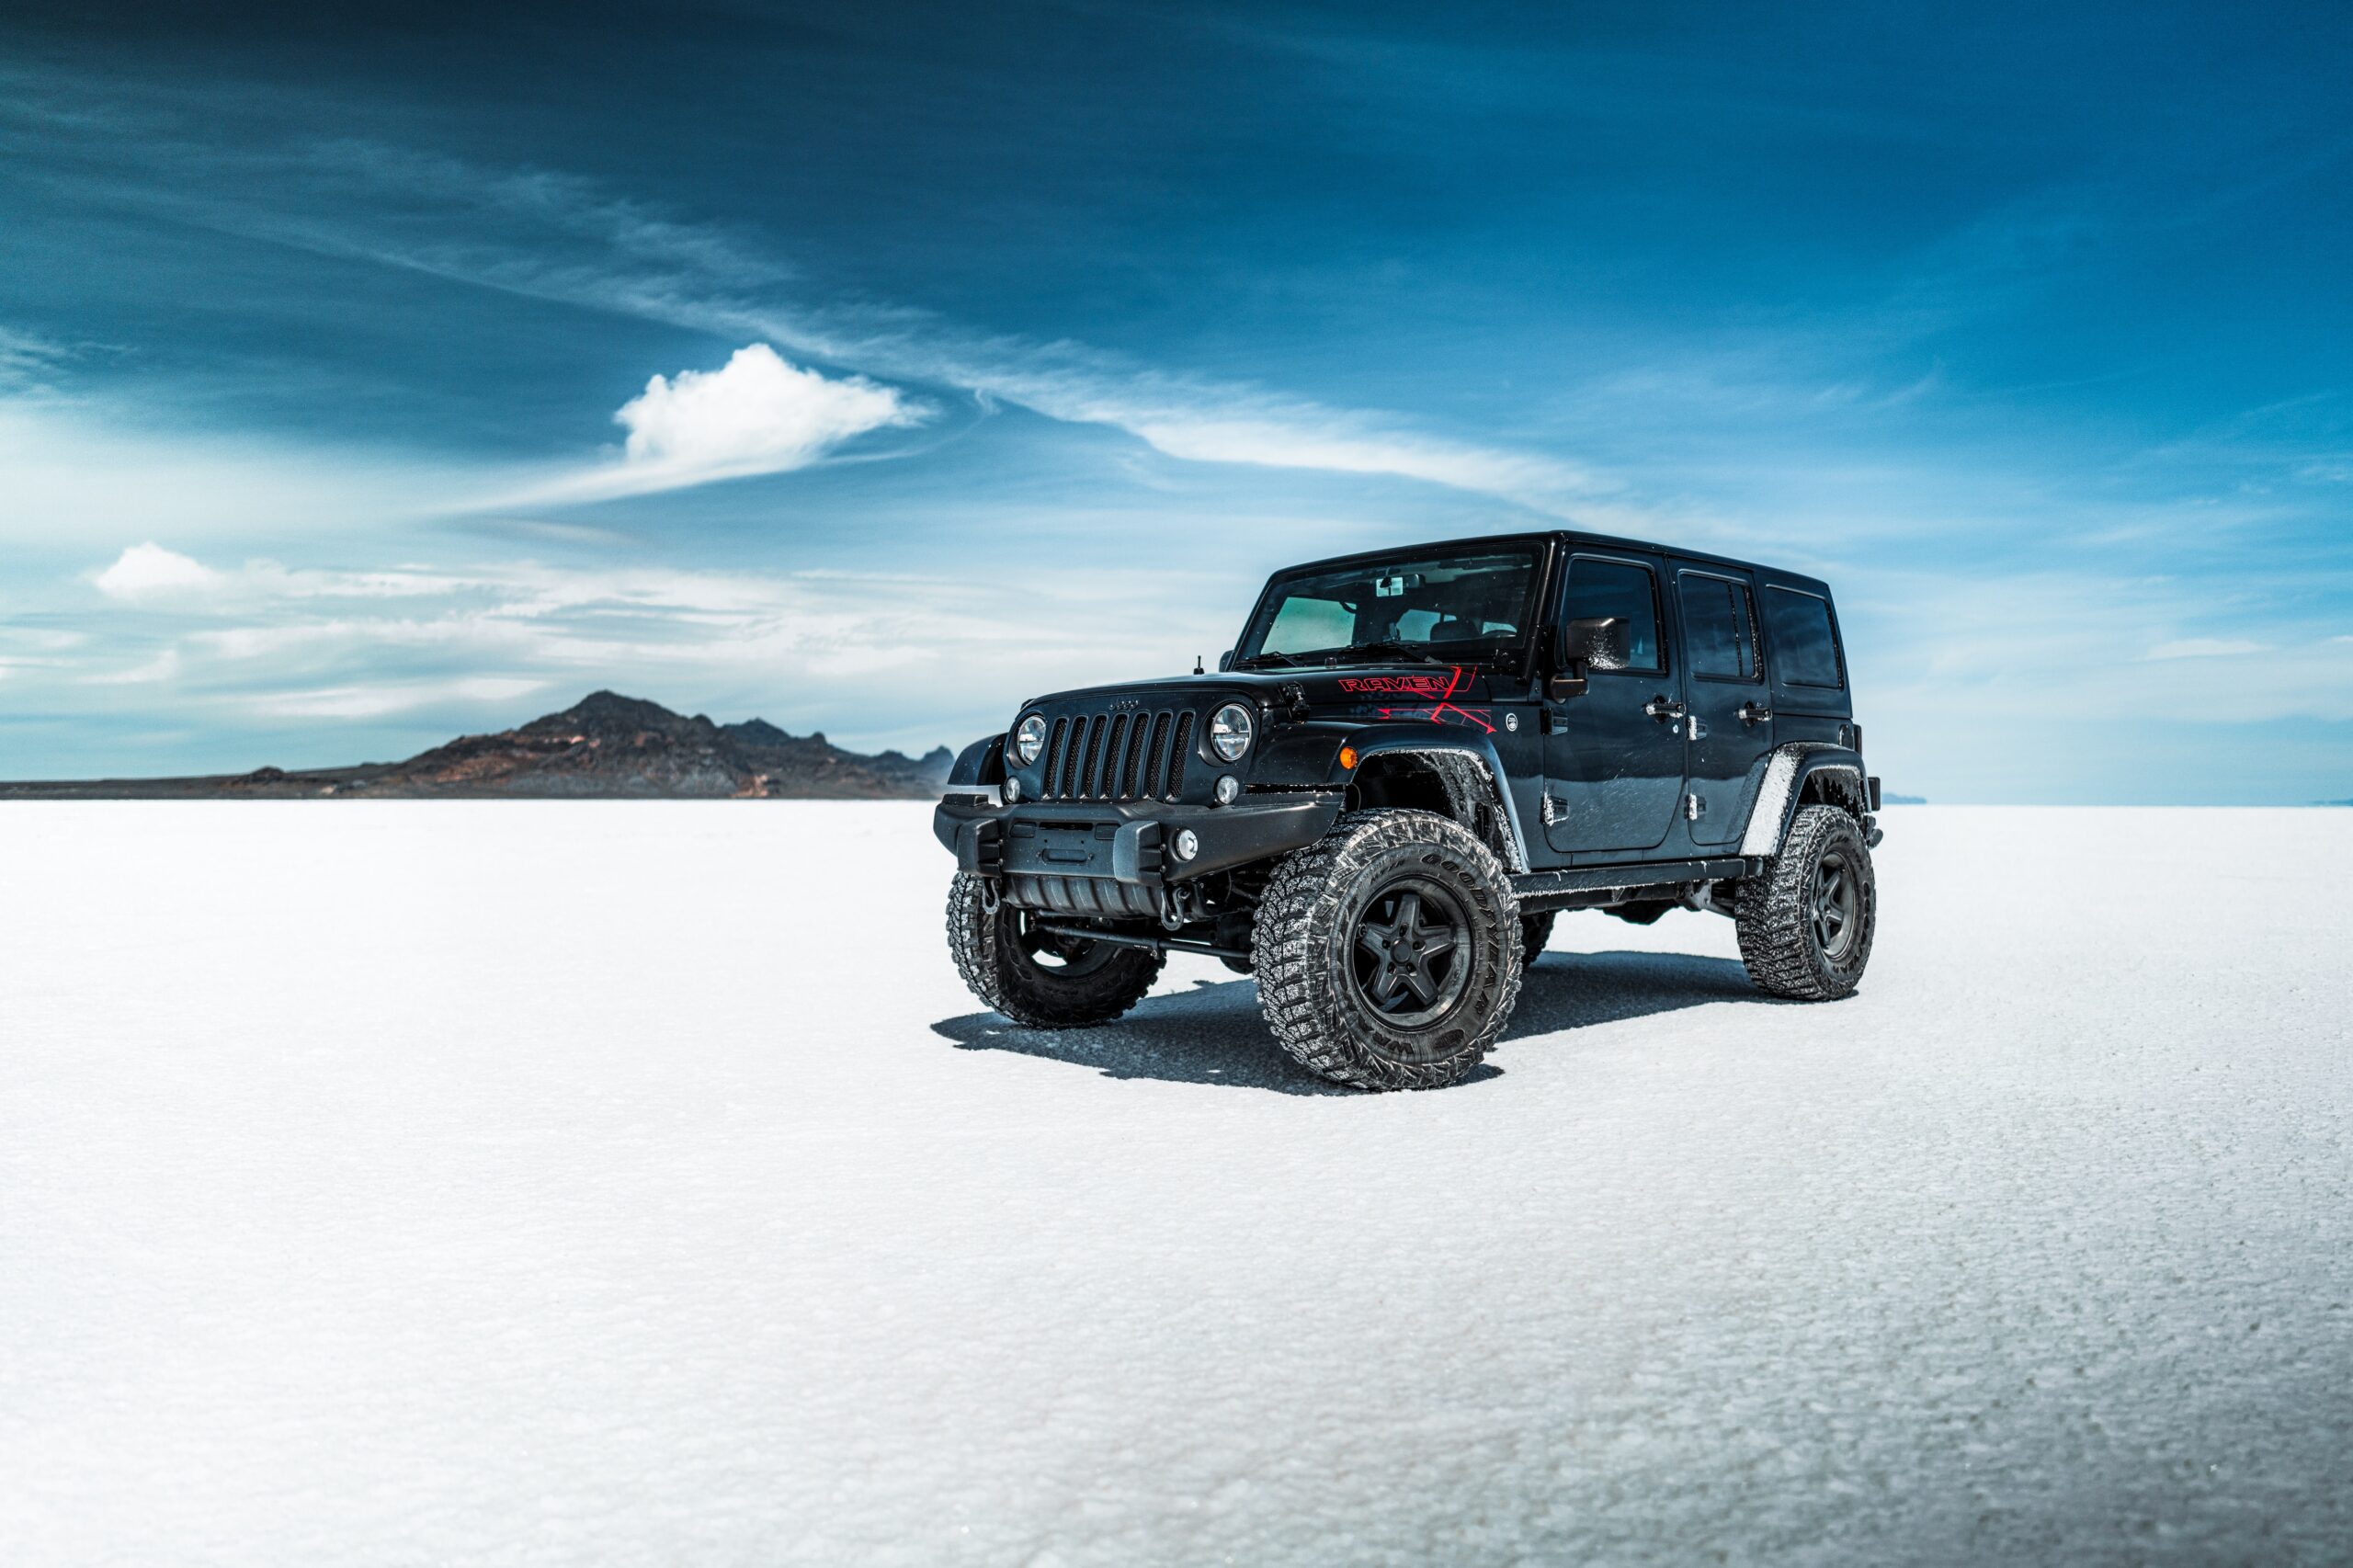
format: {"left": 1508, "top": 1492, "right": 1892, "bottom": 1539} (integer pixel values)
{"left": 1334, "top": 639, "right": 1450, "bottom": 666}
{"left": 1234, "top": 650, "right": 1302, "bottom": 668}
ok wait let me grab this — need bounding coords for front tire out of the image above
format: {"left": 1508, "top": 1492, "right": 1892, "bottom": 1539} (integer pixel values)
{"left": 945, "top": 873, "right": 1165, "bottom": 1028}
{"left": 1734, "top": 804, "right": 1876, "bottom": 1000}
{"left": 1255, "top": 809, "right": 1523, "bottom": 1090}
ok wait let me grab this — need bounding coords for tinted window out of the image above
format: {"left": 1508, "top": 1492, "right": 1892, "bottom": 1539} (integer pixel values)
{"left": 1563, "top": 558, "right": 1662, "bottom": 673}
{"left": 1680, "top": 574, "right": 1758, "bottom": 680}
{"left": 1261, "top": 597, "right": 1353, "bottom": 654}
{"left": 1242, "top": 547, "right": 1541, "bottom": 662}
{"left": 1764, "top": 586, "right": 1843, "bottom": 688}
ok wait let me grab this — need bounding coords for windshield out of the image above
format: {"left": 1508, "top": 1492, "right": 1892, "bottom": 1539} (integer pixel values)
{"left": 1235, "top": 545, "right": 1542, "bottom": 665}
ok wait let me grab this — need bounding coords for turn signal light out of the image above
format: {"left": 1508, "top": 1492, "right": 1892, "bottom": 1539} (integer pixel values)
{"left": 1338, "top": 746, "right": 1358, "bottom": 770}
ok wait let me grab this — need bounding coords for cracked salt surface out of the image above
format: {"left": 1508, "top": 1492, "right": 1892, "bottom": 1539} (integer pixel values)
{"left": 2, "top": 802, "right": 2347, "bottom": 1566}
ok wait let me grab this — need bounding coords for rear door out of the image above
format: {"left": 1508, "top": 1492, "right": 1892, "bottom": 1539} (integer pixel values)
{"left": 1674, "top": 567, "right": 1773, "bottom": 846}
{"left": 1541, "top": 551, "right": 1684, "bottom": 857}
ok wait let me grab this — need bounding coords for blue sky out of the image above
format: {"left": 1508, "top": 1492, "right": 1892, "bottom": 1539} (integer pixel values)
{"left": 2, "top": 0, "right": 2349, "bottom": 801}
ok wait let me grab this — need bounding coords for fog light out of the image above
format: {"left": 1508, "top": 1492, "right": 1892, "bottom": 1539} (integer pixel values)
{"left": 1002, "top": 777, "right": 1021, "bottom": 803}
{"left": 1213, "top": 774, "right": 1240, "bottom": 805}
{"left": 1173, "top": 828, "right": 1199, "bottom": 861}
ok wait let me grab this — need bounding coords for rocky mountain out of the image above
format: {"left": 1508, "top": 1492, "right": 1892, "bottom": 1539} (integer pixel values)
{"left": 0, "top": 691, "right": 956, "bottom": 800}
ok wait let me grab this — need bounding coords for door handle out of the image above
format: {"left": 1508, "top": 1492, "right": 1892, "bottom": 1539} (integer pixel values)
{"left": 1643, "top": 696, "right": 1684, "bottom": 722}
{"left": 1738, "top": 701, "right": 1773, "bottom": 726}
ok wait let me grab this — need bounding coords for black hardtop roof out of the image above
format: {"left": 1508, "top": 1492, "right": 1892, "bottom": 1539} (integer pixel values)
{"left": 1269, "top": 529, "right": 1835, "bottom": 598}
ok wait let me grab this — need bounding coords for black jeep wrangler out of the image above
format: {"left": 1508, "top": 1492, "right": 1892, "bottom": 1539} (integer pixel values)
{"left": 936, "top": 531, "right": 1881, "bottom": 1090}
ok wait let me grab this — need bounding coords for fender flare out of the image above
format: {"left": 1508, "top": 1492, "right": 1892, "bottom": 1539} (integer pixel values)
{"left": 1335, "top": 728, "right": 1532, "bottom": 872}
{"left": 947, "top": 733, "right": 1007, "bottom": 789}
{"left": 1737, "top": 743, "right": 1870, "bottom": 857}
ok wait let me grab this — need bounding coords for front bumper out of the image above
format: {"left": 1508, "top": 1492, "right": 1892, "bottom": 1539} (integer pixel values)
{"left": 934, "top": 791, "right": 1345, "bottom": 886}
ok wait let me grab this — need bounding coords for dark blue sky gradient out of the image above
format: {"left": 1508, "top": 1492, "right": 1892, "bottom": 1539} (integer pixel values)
{"left": 2, "top": 1, "right": 2349, "bottom": 799}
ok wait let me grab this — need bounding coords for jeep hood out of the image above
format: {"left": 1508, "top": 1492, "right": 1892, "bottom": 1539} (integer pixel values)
{"left": 1023, "top": 662, "right": 1512, "bottom": 714}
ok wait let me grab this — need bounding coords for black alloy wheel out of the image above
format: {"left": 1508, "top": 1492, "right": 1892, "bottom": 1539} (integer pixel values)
{"left": 1254, "top": 808, "right": 1524, "bottom": 1091}
{"left": 1349, "top": 879, "right": 1472, "bottom": 1031}
{"left": 1809, "top": 848, "right": 1859, "bottom": 961}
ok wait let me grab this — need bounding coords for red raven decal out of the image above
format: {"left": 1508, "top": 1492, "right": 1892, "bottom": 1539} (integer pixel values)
{"left": 1346, "top": 665, "right": 1496, "bottom": 734}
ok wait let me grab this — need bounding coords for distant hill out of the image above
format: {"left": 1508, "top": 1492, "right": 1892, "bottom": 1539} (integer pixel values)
{"left": 1881, "top": 792, "right": 1928, "bottom": 805}
{"left": 0, "top": 691, "right": 955, "bottom": 800}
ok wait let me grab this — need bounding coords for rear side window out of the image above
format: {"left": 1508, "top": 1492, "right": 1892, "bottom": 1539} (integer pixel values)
{"left": 1679, "top": 573, "right": 1758, "bottom": 680}
{"left": 1563, "top": 558, "right": 1663, "bottom": 673}
{"left": 1763, "top": 587, "right": 1844, "bottom": 689}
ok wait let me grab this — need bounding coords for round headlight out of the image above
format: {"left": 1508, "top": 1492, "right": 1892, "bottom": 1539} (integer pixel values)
{"left": 1209, "top": 702, "right": 1255, "bottom": 763}
{"left": 1013, "top": 713, "right": 1048, "bottom": 767}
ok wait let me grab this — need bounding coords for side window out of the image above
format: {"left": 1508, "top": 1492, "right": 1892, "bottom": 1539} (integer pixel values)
{"left": 1563, "top": 558, "right": 1663, "bottom": 673}
{"left": 1680, "top": 574, "right": 1759, "bottom": 681}
{"left": 1763, "top": 586, "right": 1844, "bottom": 689}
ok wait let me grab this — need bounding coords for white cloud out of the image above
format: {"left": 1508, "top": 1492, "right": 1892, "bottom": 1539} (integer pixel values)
{"left": 675, "top": 305, "right": 1606, "bottom": 513}
{"left": 84, "top": 647, "right": 182, "bottom": 685}
{"left": 516, "top": 344, "right": 923, "bottom": 505}
{"left": 2145, "top": 637, "right": 2268, "bottom": 661}
{"left": 43, "top": 544, "right": 1213, "bottom": 759}
{"left": 98, "top": 131, "right": 1597, "bottom": 513}
{"left": 1131, "top": 416, "right": 1587, "bottom": 503}
{"left": 4, "top": 114, "right": 1617, "bottom": 516}
{"left": 250, "top": 676, "right": 548, "bottom": 720}
{"left": 93, "top": 542, "right": 222, "bottom": 601}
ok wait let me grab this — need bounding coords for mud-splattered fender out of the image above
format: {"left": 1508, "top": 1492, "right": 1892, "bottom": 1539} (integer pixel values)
{"left": 1319, "top": 723, "right": 1533, "bottom": 873}
{"left": 1737, "top": 743, "right": 1872, "bottom": 857}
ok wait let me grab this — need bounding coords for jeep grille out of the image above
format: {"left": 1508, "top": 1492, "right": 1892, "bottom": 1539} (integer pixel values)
{"left": 1039, "top": 708, "right": 1192, "bottom": 801}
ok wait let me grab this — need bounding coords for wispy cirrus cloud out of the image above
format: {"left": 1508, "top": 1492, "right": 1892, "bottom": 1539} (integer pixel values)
{"left": 248, "top": 676, "right": 550, "bottom": 720}
{"left": 350, "top": 176, "right": 1607, "bottom": 510}
{"left": 0, "top": 324, "right": 74, "bottom": 390}
{"left": 4, "top": 79, "right": 1603, "bottom": 516}
{"left": 2145, "top": 636, "right": 2268, "bottom": 660}
{"left": 35, "top": 543, "right": 1233, "bottom": 765}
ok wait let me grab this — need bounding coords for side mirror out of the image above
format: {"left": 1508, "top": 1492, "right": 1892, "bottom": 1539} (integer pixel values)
{"left": 1549, "top": 616, "right": 1631, "bottom": 699}
{"left": 1561, "top": 616, "right": 1631, "bottom": 671}
{"left": 1217, "top": 649, "right": 1236, "bottom": 672}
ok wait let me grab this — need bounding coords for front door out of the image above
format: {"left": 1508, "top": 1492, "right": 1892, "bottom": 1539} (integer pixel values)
{"left": 1675, "top": 568, "right": 1775, "bottom": 846}
{"left": 1542, "top": 552, "right": 1685, "bottom": 857}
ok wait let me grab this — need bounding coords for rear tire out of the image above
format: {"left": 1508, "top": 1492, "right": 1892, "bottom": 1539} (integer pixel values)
{"left": 945, "top": 873, "right": 1165, "bottom": 1028}
{"left": 1519, "top": 910, "right": 1556, "bottom": 968}
{"left": 1734, "top": 804, "right": 1876, "bottom": 1000}
{"left": 1256, "top": 809, "right": 1523, "bottom": 1091}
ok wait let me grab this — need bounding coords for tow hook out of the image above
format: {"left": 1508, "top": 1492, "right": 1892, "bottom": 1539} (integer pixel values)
{"left": 1160, "top": 883, "right": 1210, "bottom": 930}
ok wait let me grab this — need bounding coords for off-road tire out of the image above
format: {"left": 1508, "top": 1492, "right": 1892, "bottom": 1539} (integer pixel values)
{"left": 1734, "top": 804, "right": 1876, "bottom": 1000}
{"left": 946, "top": 872, "right": 1165, "bottom": 1028}
{"left": 1519, "top": 910, "right": 1557, "bottom": 969}
{"left": 1255, "top": 809, "right": 1523, "bottom": 1091}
